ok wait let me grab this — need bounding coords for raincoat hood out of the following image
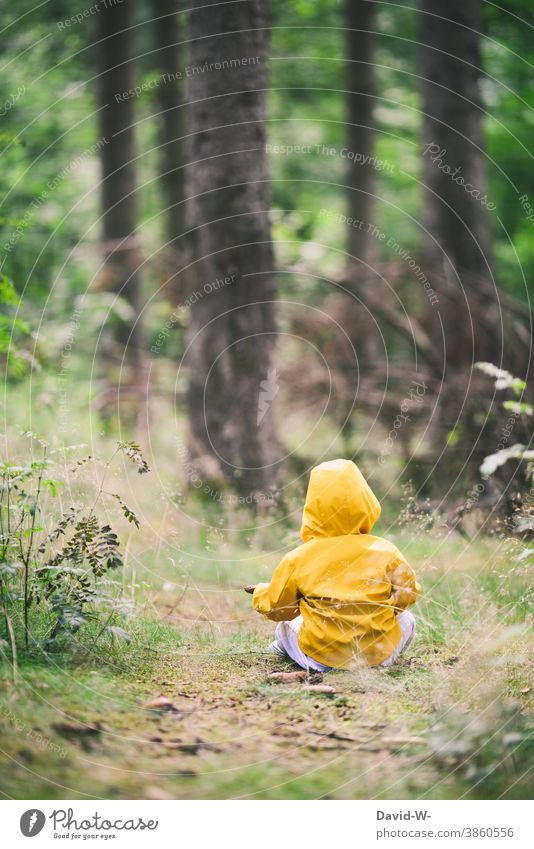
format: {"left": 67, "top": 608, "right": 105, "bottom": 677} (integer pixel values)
{"left": 300, "top": 459, "right": 381, "bottom": 542}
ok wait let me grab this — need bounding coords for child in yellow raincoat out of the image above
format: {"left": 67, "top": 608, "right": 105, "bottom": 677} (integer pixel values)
{"left": 245, "top": 459, "right": 420, "bottom": 671}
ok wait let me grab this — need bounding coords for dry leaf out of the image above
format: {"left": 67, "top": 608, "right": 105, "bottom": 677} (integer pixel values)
{"left": 164, "top": 737, "right": 221, "bottom": 755}
{"left": 269, "top": 670, "right": 309, "bottom": 683}
{"left": 145, "top": 786, "right": 174, "bottom": 800}
{"left": 382, "top": 735, "right": 426, "bottom": 746}
{"left": 302, "top": 684, "right": 337, "bottom": 694}
{"left": 143, "top": 694, "right": 177, "bottom": 711}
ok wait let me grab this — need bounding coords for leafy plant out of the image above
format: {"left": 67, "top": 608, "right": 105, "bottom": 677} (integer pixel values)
{"left": 474, "top": 362, "right": 534, "bottom": 476}
{"left": 474, "top": 362, "right": 527, "bottom": 395}
{"left": 0, "top": 437, "right": 149, "bottom": 676}
{"left": 0, "top": 274, "right": 33, "bottom": 377}
{"left": 396, "top": 480, "right": 435, "bottom": 531}
{"left": 118, "top": 441, "right": 150, "bottom": 474}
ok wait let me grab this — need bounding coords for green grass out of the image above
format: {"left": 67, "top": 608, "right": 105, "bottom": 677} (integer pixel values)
{"left": 1, "top": 530, "right": 533, "bottom": 800}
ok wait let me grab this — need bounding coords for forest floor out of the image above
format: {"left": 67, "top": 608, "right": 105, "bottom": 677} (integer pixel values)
{"left": 1, "top": 532, "right": 533, "bottom": 800}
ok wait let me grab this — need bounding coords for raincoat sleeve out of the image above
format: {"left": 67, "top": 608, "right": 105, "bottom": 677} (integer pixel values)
{"left": 252, "top": 554, "right": 300, "bottom": 621}
{"left": 386, "top": 556, "right": 421, "bottom": 611}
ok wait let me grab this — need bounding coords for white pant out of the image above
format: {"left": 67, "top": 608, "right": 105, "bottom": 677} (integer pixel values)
{"left": 379, "top": 610, "right": 416, "bottom": 666}
{"left": 271, "top": 610, "right": 416, "bottom": 671}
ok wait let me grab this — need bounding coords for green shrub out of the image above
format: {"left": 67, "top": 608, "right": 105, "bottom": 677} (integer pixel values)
{"left": 0, "top": 437, "right": 149, "bottom": 675}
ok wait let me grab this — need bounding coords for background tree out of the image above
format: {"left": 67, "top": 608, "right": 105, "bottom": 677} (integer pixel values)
{"left": 345, "top": 0, "right": 376, "bottom": 272}
{"left": 95, "top": 0, "right": 145, "bottom": 422}
{"left": 151, "top": 0, "right": 187, "bottom": 252}
{"left": 416, "top": 0, "right": 532, "bottom": 499}
{"left": 419, "top": 0, "right": 495, "bottom": 369}
{"left": 184, "top": 0, "right": 281, "bottom": 499}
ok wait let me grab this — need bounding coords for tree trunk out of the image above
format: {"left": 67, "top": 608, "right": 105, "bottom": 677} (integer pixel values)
{"left": 152, "top": 0, "right": 187, "bottom": 249}
{"left": 345, "top": 0, "right": 376, "bottom": 271}
{"left": 418, "top": 0, "right": 527, "bottom": 502}
{"left": 420, "top": 0, "right": 495, "bottom": 368}
{"left": 96, "top": 0, "right": 144, "bottom": 419}
{"left": 340, "top": 0, "right": 378, "bottom": 442}
{"left": 184, "top": 0, "right": 281, "bottom": 501}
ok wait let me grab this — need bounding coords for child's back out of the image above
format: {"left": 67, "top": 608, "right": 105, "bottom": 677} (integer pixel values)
{"left": 253, "top": 459, "right": 420, "bottom": 668}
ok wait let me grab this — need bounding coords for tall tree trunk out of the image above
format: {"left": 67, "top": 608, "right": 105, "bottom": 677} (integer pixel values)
{"left": 339, "top": 0, "right": 378, "bottom": 448}
{"left": 345, "top": 0, "right": 376, "bottom": 271}
{"left": 96, "top": 0, "right": 145, "bottom": 422}
{"left": 418, "top": 0, "right": 524, "bottom": 501}
{"left": 152, "top": 0, "right": 186, "bottom": 249}
{"left": 420, "top": 0, "right": 495, "bottom": 369}
{"left": 184, "top": 0, "right": 281, "bottom": 500}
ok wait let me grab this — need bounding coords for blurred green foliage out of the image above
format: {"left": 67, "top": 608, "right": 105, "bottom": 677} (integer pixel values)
{"left": 0, "top": 0, "right": 532, "bottom": 336}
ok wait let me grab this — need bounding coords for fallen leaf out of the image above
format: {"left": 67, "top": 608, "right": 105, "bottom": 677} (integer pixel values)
{"left": 143, "top": 694, "right": 178, "bottom": 711}
{"left": 520, "top": 687, "right": 531, "bottom": 694}
{"left": 164, "top": 737, "right": 221, "bottom": 755}
{"left": 145, "top": 786, "right": 174, "bottom": 800}
{"left": 302, "top": 684, "right": 337, "bottom": 695}
{"left": 308, "top": 729, "right": 366, "bottom": 743}
{"left": 382, "top": 735, "right": 426, "bottom": 746}
{"left": 269, "top": 671, "right": 309, "bottom": 683}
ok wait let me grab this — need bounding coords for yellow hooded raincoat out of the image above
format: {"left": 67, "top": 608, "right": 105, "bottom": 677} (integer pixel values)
{"left": 253, "top": 459, "right": 421, "bottom": 667}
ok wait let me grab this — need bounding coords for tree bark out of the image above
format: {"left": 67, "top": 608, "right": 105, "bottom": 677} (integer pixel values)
{"left": 345, "top": 0, "right": 376, "bottom": 270}
{"left": 184, "top": 0, "right": 281, "bottom": 500}
{"left": 152, "top": 0, "right": 187, "bottom": 248}
{"left": 420, "top": 0, "right": 495, "bottom": 368}
{"left": 340, "top": 0, "right": 379, "bottom": 436}
{"left": 418, "top": 0, "right": 528, "bottom": 500}
{"left": 96, "top": 0, "right": 144, "bottom": 410}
